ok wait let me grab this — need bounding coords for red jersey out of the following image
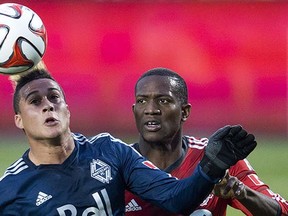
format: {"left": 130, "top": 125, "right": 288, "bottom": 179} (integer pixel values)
{"left": 125, "top": 136, "right": 288, "bottom": 216}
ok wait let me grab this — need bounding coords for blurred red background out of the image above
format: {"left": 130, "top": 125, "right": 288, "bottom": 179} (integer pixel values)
{"left": 0, "top": 1, "right": 287, "bottom": 138}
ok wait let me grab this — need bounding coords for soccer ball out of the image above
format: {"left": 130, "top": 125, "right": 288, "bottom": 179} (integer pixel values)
{"left": 0, "top": 3, "right": 47, "bottom": 75}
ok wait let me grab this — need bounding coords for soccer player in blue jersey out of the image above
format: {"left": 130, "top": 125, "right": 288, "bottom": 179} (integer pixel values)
{"left": 0, "top": 63, "right": 256, "bottom": 215}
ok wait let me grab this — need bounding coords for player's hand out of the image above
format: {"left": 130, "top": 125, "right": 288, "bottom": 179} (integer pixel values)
{"left": 199, "top": 125, "right": 257, "bottom": 180}
{"left": 213, "top": 172, "right": 247, "bottom": 199}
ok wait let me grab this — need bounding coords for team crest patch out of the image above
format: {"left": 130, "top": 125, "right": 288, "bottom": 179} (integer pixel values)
{"left": 90, "top": 159, "right": 112, "bottom": 183}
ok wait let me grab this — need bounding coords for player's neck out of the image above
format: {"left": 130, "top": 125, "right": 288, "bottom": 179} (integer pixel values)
{"left": 138, "top": 138, "right": 183, "bottom": 170}
{"left": 27, "top": 132, "right": 75, "bottom": 165}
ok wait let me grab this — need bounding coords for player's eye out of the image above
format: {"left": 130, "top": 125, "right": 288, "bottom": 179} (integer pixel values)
{"left": 49, "top": 93, "right": 61, "bottom": 102}
{"left": 159, "top": 98, "right": 169, "bottom": 104}
{"left": 29, "top": 98, "right": 41, "bottom": 105}
{"left": 50, "top": 94, "right": 60, "bottom": 99}
{"left": 136, "top": 98, "right": 146, "bottom": 104}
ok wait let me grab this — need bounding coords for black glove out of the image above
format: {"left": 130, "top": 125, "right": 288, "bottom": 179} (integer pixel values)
{"left": 200, "top": 125, "right": 257, "bottom": 180}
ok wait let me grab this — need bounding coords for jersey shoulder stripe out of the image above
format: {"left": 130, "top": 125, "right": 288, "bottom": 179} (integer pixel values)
{"left": 73, "top": 132, "right": 115, "bottom": 145}
{"left": 0, "top": 158, "right": 28, "bottom": 181}
{"left": 73, "top": 133, "right": 127, "bottom": 145}
{"left": 185, "top": 135, "right": 208, "bottom": 150}
{"left": 73, "top": 133, "right": 143, "bottom": 158}
{"left": 73, "top": 132, "right": 131, "bottom": 147}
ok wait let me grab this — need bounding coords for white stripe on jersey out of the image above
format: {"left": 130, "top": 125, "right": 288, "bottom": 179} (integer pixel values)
{"left": 73, "top": 132, "right": 143, "bottom": 157}
{"left": 243, "top": 158, "right": 255, "bottom": 171}
{"left": 74, "top": 132, "right": 127, "bottom": 146}
{"left": 186, "top": 136, "right": 208, "bottom": 150}
{"left": 0, "top": 158, "right": 28, "bottom": 181}
{"left": 88, "top": 133, "right": 112, "bottom": 143}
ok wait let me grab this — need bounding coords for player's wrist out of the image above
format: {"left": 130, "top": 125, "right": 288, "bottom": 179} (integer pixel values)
{"left": 234, "top": 181, "right": 247, "bottom": 200}
{"left": 213, "top": 175, "right": 247, "bottom": 200}
{"left": 198, "top": 156, "right": 226, "bottom": 183}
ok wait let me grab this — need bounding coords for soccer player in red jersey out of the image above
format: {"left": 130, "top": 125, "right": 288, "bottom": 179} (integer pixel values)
{"left": 125, "top": 67, "right": 288, "bottom": 216}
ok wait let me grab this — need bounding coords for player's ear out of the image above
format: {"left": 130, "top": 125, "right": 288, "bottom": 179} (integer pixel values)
{"left": 132, "top": 104, "right": 135, "bottom": 112}
{"left": 66, "top": 104, "right": 71, "bottom": 118}
{"left": 181, "top": 103, "right": 191, "bottom": 122}
{"left": 14, "top": 114, "right": 24, "bottom": 129}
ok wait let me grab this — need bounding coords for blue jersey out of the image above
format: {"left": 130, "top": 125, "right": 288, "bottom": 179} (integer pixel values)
{"left": 0, "top": 133, "right": 214, "bottom": 216}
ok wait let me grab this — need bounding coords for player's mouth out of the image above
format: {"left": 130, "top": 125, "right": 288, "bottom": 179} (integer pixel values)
{"left": 44, "top": 117, "right": 58, "bottom": 126}
{"left": 144, "top": 120, "right": 161, "bottom": 132}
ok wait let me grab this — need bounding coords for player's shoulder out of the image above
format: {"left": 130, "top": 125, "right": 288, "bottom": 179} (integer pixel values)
{"left": 0, "top": 157, "right": 29, "bottom": 183}
{"left": 72, "top": 132, "right": 132, "bottom": 154}
{"left": 73, "top": 132, "right": 126, "bottom": 145}
{"left": 183, "top": 135, "right": 208, "bottom": 150}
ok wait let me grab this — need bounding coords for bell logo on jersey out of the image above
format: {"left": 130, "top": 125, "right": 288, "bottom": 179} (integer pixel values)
{"left": 90, "top": 159, "right": 112, "bottom": 184}
{"left": 57, "top": 189, "right": 113, "bottom": 216}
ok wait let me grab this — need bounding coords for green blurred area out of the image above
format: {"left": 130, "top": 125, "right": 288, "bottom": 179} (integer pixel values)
{"left": 0, "top": 137, "right": 287, "bottom": 215}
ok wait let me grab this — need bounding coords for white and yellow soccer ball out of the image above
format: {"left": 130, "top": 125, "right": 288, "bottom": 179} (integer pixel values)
{"left": 0, "top": 3, "right": 47, "bottom": 75}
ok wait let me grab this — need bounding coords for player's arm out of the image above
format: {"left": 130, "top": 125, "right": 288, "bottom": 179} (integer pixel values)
{"left": 214, "top": 173, "right": 283, "bottom": 216}
{"left": 124, "top": 125, "right": 257, "bottom": 214}
{"left": 123, "top": 146, "right": 215, "bottom": 214}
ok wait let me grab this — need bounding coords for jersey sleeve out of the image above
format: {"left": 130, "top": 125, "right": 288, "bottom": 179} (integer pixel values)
{"left": 113, "top": 139, "right": 215, "bottom": 214}
{"left": 228, "top": 159, "right": 288, "bottom": 215}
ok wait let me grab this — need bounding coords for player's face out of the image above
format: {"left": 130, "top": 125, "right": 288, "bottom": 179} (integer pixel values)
{"left": 14, "top": 78, "right": 70, "bottom": 141}
{"left": 133, "top": 75, "right": 190, "bottom": 143}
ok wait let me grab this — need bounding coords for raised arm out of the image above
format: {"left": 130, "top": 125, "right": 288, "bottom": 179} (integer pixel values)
{"left": 125, "top": 125, "right": 257, "bottom": 214}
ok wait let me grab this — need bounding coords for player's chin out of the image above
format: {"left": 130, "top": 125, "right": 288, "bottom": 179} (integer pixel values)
{"left": 43, "top": 129, "right": 63, "bottom": 139}
{"left": 142, "top": 132, "right": 164, "bottom": 143}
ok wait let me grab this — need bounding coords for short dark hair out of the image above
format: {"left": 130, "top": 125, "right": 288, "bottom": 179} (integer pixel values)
{"left": 135, "top": 67, "right": 188, "bottom": 104}
{"left": 13, "top": 69, "right": 56, "bottom": 114}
